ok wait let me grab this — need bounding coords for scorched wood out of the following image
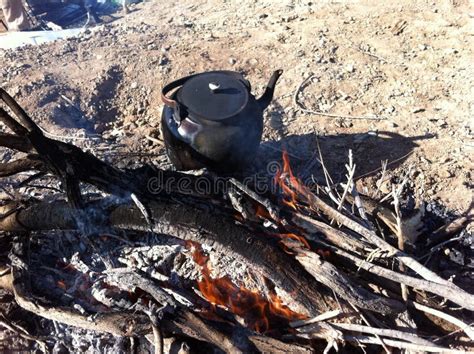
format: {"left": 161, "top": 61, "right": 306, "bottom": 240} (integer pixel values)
{"left": 0, "top": 199, "right": 333, "bottom": 317}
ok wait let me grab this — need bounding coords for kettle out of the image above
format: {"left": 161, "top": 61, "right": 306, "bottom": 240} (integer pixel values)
{"left": 160, "top": 69, "right": 283, "bottom": 171}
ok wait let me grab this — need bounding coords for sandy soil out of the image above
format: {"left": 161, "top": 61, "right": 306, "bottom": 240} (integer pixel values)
{"left": 0, "top": 0, "right": 473, "bottom": 214}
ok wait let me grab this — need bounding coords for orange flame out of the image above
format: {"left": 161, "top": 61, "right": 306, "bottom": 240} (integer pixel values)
{"left": 189, "top": 244, "right": 306, "bottom": 333}
{"left": 272, "top": 150, "right": 313, "bottom": 250}
{"left": 274, "top": 150, "right": 310, "bottom": 210}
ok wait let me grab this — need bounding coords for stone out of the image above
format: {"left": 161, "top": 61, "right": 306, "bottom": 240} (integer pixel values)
{"left": 248, "top": 58, "right": 258, "bottom": 66}
{"left": 439, "top": 169, "right": 453, "bottom": 178}
{"left": 412, "top": 107, "right": 425, "bottom": 113}
{"left": 159, "top": 56, "right": 169, "bottom": 65}
{"left": 296, "top": 49, "right": 305, "bottom": 57}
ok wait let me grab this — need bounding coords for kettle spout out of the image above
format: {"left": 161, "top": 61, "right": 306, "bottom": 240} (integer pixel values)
{"left": 257, "top": 69, "right": 283, "bottom": 110}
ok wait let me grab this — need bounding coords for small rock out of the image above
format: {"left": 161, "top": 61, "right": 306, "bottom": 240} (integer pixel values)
{"left": 228, "top": 57, "right": 237, "bottom": 65}
{"left": 183, "top": 20, "right": 194, "bottom": 28}
{"left": 437, "top": 119, "right": 448, "bottom": 128}
{"left": 248, "top": 58, "right": 258, "bottom": 66}
{"left": 131, "top": 82, "right": 138, "bottom": 89}
{"left": 204, "top": 32, "right": 214, "bottom": 40}
{"left": 412, "top": 107, "right": 425, "bottom": 113}
{"left": 159, "top": 56, "right": 169, "bottom": 65}
{"left": 276, "top": 33, "right": 286, "bottom": 43}
{"left": 281, "top": 14, "right": 298, "bottom": 22}
{"left": 439, "top": 169, "right": 453, "bottom": 178}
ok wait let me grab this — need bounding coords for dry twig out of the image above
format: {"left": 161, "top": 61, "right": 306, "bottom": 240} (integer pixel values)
{"left": 408, "top": 301, "right": 474, "bottom": 341}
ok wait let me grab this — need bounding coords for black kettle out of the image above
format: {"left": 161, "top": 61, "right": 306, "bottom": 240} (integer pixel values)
{"left": 160, "top": 69, "right": 283, "bottom": 171}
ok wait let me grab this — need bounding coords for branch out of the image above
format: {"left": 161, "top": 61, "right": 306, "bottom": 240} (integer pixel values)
{"left": 291, "top": 245, "right": 404, "bottom": 315}
{"left": 329, "top": 323, "right": 435, "bottom": 346}
{"left": 0, "top": 88, "right": 38, "bottom": 133}
{"left": 323, "top": 242, "right": 474, "bottom": 312}
{"left": 0, "top": 155, "right": 46, "bottom": 177}
{"left": 409, "top": 301, "right": 474, "bottom": 341}
{"left": 301, "top": 189, "right": 474, "bottom": 308}
{"left": 0, "top": 107, "right": 28, "bottom": 136}
{"left": 0, "top": 132, "right": 33, "bottom": 153}
{"left": 342, "top": 335, "right": 466, "bottom": 353}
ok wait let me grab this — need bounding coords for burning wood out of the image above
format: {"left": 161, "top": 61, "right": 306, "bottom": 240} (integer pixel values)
{"left": 189, "top": 242, "right": 307, "bottom": 334}
{"left": 0, "top": 88, "right": 473, "bottom": 352}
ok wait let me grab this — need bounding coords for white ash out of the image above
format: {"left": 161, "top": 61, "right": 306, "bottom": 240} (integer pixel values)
{"left": 118, "top": 241, "right": 266, "bottom": 293}
{"left": 118, "top": 243, "right": 184, "bottom": 282}
{"left": 69, "top": 252, "right": 93, "bottom": 274}
{"left": 49, "top": 320, "right": 128, "bottom": 353}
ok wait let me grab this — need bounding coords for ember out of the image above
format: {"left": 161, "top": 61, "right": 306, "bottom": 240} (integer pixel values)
{"left": 56, "top": 280, "right": 67, "bottom": 290}
{"left": 189, "top": 243, "right": 307, "bottom": 333}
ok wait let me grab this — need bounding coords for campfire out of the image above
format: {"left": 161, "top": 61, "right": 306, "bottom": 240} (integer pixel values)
{"left": 0, "top": 87, "right": 473, "bottom": 352}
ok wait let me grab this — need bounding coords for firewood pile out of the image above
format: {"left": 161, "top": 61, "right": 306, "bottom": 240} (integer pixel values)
{"left": 0, "top": 88, "right": 473, "bottom": 353}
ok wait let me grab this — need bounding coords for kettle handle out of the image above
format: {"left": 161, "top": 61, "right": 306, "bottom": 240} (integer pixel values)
{"left": 161, "top": 73, "right": 200, "bottom": 108}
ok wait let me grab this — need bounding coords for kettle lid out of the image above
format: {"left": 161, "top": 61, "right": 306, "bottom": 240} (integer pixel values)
{"left": 177, "top": 71, "right": 249, "bottom": 121}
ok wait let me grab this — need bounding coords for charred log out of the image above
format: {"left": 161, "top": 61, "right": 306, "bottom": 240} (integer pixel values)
{"left": 0, "top": 200, "right": 333, "bottom": 316}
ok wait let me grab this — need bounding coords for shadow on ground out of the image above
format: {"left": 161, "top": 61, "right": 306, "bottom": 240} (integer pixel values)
{"left": 253, "top": 131, "right": 434, "bottom": 184}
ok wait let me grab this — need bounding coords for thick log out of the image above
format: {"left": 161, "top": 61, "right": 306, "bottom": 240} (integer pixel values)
{"left": 0, "top": 200, "right": 332, "bottom": 317}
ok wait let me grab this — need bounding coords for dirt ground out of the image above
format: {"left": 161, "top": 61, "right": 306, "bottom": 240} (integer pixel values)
{"left": 0, "top": 0, "right": 473, "bottom": 214}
